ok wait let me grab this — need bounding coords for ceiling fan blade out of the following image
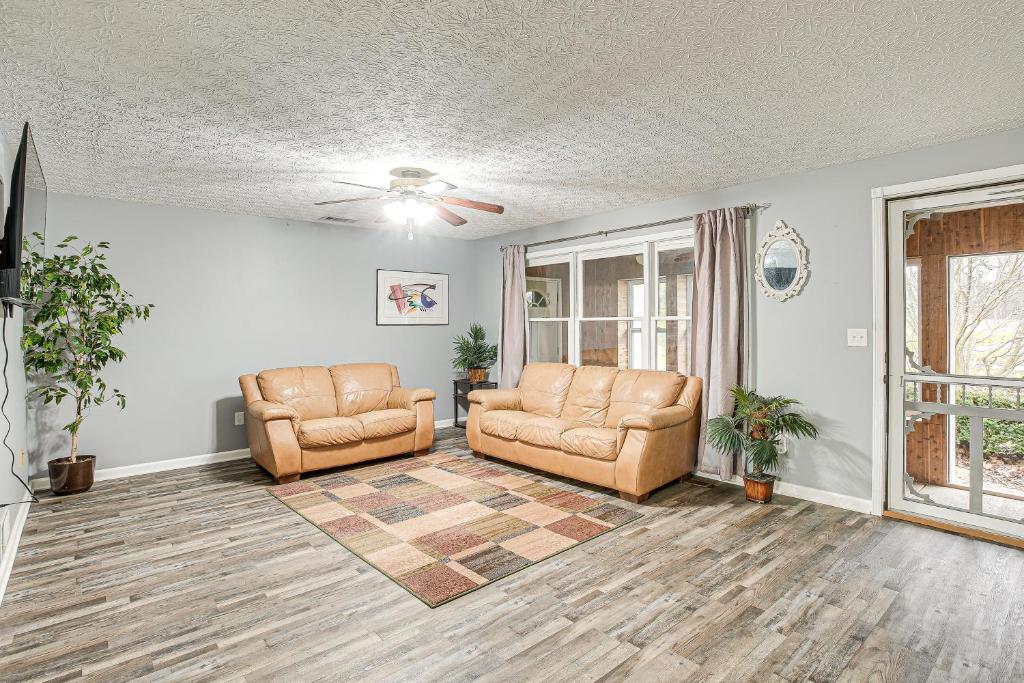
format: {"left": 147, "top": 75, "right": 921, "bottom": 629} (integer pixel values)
{"left": 420, "top": 179, "right": 457, "bottom": 195}
{"left": 313, "top": 196, "right": 384, "bottom": 206}
{"left": 435, "top": 205, "right": 468, "bottom": 226}
{"left": 440, "top": 196, "right": 504, "bottom": 214}
{"left": 333, "top": 180, "right": 390, "bottom": 192}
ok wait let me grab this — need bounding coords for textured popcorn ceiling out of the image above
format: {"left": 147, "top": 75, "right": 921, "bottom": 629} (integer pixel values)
{"left": 1, "top": 1, "right": 1023, "bottom": 239}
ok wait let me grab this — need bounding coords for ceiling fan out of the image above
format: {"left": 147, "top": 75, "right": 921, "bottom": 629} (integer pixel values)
{"left": 315, "top": 167, "right": 504, "bottom": 239}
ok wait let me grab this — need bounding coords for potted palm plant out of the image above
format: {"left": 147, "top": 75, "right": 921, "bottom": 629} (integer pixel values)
{"left": 705, "top": 385, "right": 818, "bottom": 503}
{"left": 452, "top": 323, "right": 497, "bottom": 383}
{"left": 22, "top": 233, "right": 153, "bottom": 495}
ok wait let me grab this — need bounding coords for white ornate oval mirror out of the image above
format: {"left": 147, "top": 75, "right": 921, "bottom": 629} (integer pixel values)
{"left": 755, "top": 221, "right": 808, "bottom": 301}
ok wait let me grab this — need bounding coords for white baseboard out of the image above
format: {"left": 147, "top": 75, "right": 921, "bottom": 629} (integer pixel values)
{"left": 29, "top": 424, "right": 458, "bottom": 491}
{"left": 695, "top": 472, "right": 873, "bottom": 515}
{"left": 30, "top": 448, "right": 251, "bottom": 491}
{"left": 0, "top": 488, "right": 32, "bottom": 606}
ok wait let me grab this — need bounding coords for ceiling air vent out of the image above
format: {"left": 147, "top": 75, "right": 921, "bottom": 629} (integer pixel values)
{"left": 319, "top": 216, "right": 357, "bottom": 224}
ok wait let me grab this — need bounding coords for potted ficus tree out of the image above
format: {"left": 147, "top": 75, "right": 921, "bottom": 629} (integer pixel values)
{"left": 22, "top": 232, "right": 153, "bottom": 495}
{"left": 452, "top": 323, "right": 497, "bottom": 383}
{"left": 705, "top": 385, "right": 819, "bottom": 503}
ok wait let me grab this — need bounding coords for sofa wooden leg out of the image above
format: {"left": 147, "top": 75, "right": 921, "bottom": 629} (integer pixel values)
{"left": 275, "top": 474, "right": 300, "bottom": 485}
{"left": 414, "top": 448, "right": 430, "bottom": 456}
{"left": 619, "top": 491, "right": 649, "bottom": 504}
{"left": 471, "top": 451, "right": 487, "bottom": 459}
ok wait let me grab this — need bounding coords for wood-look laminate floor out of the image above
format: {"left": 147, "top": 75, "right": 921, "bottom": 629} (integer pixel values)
{"left": 3, "top": 429, "right": 1023, "bottom": 682}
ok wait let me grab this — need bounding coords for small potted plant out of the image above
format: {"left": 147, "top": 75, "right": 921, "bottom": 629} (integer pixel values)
{"left": 705, "top": 385, "right": 818, "bottom": 504}
{"left": 452, "top": 323, "right": 497, "bottom": 383}
{"left": 22, "top": 233, "right": 153, "bottom": 495}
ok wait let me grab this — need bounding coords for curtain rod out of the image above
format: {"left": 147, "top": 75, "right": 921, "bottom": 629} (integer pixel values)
{"left": 502, "top": 202, "right": 770, "bottom": 251}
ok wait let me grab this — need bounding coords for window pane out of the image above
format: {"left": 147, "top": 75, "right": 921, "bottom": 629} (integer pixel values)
{"left": 655, "top": 319, "right": 690, "bottom": 373}
{"left": 580, "top": 320, "right": 642, "bottom": 369}
{"left": 528, "top": 321, "right": 569, "bottom": 363}
{"left": 657, "top": 248, "right": 694, "bottom": 317}
{"left": 905, "top": 261, "right": 920, "bottom": 372}
{"left": 526, "top": 261, "right": 570, "bottom": 318}
{"left": 581, "top": 253, "right": 644, "bottom": 318}
{"left": 950, "top": 253, "right": 1024, "bottom": 378}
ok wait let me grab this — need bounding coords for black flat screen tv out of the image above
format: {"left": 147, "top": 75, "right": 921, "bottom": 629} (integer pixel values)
{"left": 1, "top": 122, "right": 46, "bottom": 313}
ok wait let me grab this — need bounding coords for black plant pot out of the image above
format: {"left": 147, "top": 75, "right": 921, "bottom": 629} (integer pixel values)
{"left": 47, "top": 455, "right": 96, "bottom": 495}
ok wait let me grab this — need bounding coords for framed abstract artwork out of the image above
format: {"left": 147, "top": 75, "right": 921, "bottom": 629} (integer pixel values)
{"left": 376, "top": 269, "right": 449, "bottom": 325}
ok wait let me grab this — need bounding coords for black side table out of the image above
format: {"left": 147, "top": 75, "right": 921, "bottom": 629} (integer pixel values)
{"left": 453, "top": 379, "right": 497, "bottom": 429}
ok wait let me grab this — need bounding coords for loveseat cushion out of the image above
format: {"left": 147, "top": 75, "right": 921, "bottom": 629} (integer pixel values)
{"left": 605, "top": 369, "right": 684, "bottom": 427}
{"left": 330, "top": 363, "right": 398, "bottom": 417}
{"left": 560, "top": 427, "right": 618, "bottom": 461}
{"left": 355, "top": 408, "right": 417, "bottom": 439}
{"left": 518, "top": 363, "right": 575, "bottom": 417}
{"left": 479, "top": 410, "right": 535, "bottom": 441}
{"left": 517, "top": 416, "right": 589, "bottom": 449}
{"left": 297, "top": 416, "right": 364, "bottom": 448}
{"left": 561, "top": 366, "right": 618, "bottom": 426}
{"left": 257, "top": 366, "right": 337, "bottom": 421}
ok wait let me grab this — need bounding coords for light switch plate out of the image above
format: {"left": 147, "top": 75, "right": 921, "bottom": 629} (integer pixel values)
{"left": 847, "top": 328, "right": 868, "bottom": 347}
{"left": 234, "top": 411, "right": 245, "bottom": 426}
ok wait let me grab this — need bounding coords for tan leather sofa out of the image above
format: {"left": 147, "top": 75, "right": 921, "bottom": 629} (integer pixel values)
{"left": 239, "top": 363, "right": 436, "bottom": 483}
{"left": 467, "top": 362, "right": 702, "bottom": 503}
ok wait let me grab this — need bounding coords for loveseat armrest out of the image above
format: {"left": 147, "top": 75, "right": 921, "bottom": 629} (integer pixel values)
{"left": 247, "top": 400, "right": 300, "bottom": 428}
{"left": 388, "top": 386, "right": 437, "bottom": 411}
{"left": 618, "top": 405, "right": 694, "bottom": 432}
{"left": 467, "top": 388, "right": 522, "bottom": 412}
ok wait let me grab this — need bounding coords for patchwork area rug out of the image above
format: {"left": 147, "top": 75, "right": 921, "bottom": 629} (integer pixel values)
{"left": 269, "top": 450, "right": 641, "bottom": 607}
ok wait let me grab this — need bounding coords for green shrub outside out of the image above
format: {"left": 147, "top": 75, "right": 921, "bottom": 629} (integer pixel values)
{"left": 954, "top": 389, "right": 1024, "bottom": 456}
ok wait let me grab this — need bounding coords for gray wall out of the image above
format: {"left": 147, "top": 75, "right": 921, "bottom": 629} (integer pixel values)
{"left": 472, "top": 127, "right": 1024, "bottom": 502}
{"left": 0, "top": 134, "right": 30, "bottom": 522}
{"left": 31, "top": 194, "right": 481, "bottom": 474}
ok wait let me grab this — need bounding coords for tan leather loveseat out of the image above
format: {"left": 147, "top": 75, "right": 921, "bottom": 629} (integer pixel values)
{"left": 239, "top": 363, "right": 435, "bottom": 483}
{"left": 467, "top": 362, "right": 702, "bottom": 503}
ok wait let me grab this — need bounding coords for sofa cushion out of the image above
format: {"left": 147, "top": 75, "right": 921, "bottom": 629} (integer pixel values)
{"left": 605, "top": 369, "right": 684, "bottom": 427}
{"left": 561, "top": 427, "right": 618, "bottom": 461}
{"left": 561, "top": 366, "right": 618, "bottom": 426}
{"left": 355, "top": 408, "right": 417, "bottom": 439}
{"left": 258, "top": 366, "right": 337, "bottom": 421}
{"left": 479, "top": 410, "right": 535, "bottom": 441}
{"left": 330, "top": 363, "right": 398, "bottom": 416}
{"left": 517, "top": 416, "right": 588, "bottom": 449}
{"left": 297, "top": 416, "right": 364, "bottom": 448}
{"left": 518, "top": 363, "right": 575, "bottom": 417}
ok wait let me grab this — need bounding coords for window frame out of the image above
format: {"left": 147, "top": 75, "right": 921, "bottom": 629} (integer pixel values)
{"left": 651, "top": 238, "right": 695, "bottom": 374}
{"left": 525, "top": 253, "right": 576, "bottom": 365}
{"left": 524, "top": 227, "right": 695, "bottom": 371}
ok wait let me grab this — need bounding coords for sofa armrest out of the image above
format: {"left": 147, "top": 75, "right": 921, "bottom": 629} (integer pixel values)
{"left": 618, "top": 405, "right": 694, "bottom": 432}
{"left": 388, "top": 386, "right": 437, "bottom": 410}
{"left": 247, "top": 400, "right": 300, "bottom": 428}
{"left": 467, "top": 388, "right": 521, "bottom": 411}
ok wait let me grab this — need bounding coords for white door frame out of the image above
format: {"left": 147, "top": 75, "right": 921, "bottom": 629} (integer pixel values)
{"left": 869, "top": 163, "right": 1024, "bottom": 517}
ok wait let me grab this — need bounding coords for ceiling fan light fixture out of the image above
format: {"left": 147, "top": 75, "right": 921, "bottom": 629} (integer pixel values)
{"left": 382, "top": 197, "right": 436, "bottom": 226}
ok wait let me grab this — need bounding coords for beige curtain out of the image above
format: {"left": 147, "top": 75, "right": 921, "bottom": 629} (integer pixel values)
{"left": 691, "top": 207, "right": 747, "bottom": 478}
{"left": 499, "top": 245, "right": 527, "bottom": 388}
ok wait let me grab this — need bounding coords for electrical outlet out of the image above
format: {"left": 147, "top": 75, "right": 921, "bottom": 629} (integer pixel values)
{"left": 847, "top": 328, "right": 868, "bottom": 347}
{"left": 234, "top": 411, "right": 245, "bottom": 426}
